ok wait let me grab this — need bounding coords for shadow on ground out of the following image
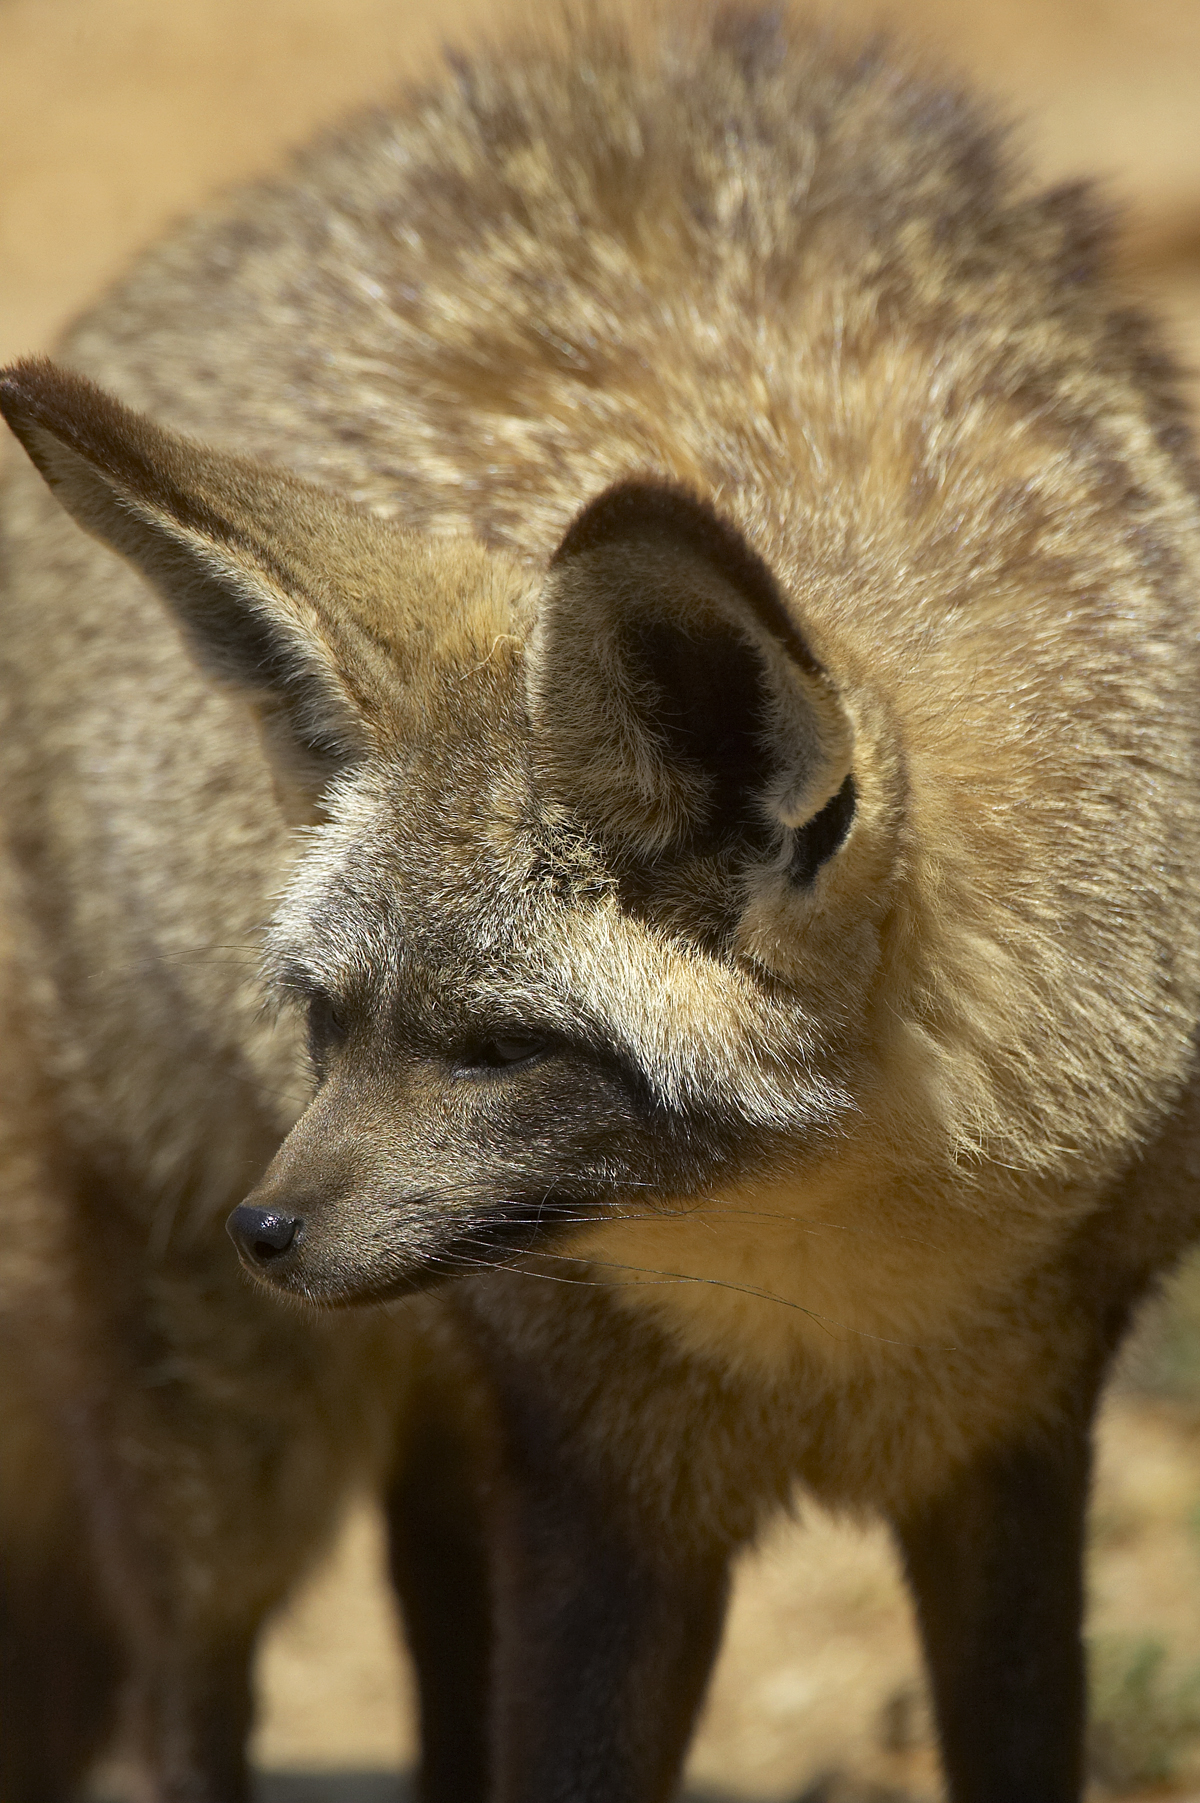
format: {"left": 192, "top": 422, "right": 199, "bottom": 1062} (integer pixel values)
{"left": 254, "top": 1775, "right": 776, "bottom": 1803}
{"left": 256, "top": 1777, "right": 411, "bottom": 1803}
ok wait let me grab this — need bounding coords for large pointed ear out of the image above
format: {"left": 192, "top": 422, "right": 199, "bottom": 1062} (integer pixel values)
{"left": 528, "top": 481, "right": 855, "bottom": 880}
{"left": 0, "top": 359, "right": 479, "bottom": 816}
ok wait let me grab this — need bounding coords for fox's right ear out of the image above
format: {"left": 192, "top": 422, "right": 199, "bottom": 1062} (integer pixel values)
{"left": 0, "top": 360, "right": 435, "bottom": 815}
{"left": 528, "top": 480, "right": 854, "bottom": 873}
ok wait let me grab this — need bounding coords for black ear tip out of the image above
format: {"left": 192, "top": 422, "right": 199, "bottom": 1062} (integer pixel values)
{"left": 552, "top": 477, "right": 822, "bottom": 679}
{"left": 1, "top": 356, "right": 58, "bottom": 399}
{"left": 0, "top": 359, "right": 94, "bottom": 449}
{"left": 552, "top": 478, "right": 710, "bottom": 565}
{"left": 0, "top": 362, "right": 42, "bottom": 432}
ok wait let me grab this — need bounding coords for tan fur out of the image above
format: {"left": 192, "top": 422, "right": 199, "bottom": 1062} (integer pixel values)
{"left": 2, "top": 6, "right": 1200, "bottom": 1799}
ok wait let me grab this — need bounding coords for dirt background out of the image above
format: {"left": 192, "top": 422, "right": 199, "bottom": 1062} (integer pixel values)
{"left": 4, "top": 1, "right": 1200, "bottom": 1798}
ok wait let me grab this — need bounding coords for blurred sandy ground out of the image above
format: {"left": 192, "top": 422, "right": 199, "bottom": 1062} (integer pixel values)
{"left": 4, "top": 2, "right": 1200, "bottom": 1799}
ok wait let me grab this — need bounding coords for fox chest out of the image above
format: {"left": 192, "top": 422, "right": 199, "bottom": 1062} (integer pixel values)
{"left": 560, "top": 1180, "right": 1097, "bottom": 1517}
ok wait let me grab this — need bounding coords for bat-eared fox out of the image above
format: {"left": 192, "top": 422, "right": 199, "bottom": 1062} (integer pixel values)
{"left": 2, "top": 7, "right": 1200, "bottom": 1802}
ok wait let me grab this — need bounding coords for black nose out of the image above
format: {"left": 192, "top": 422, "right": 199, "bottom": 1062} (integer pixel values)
{"left": 227, "top": 1204, "right": 302, "bottom": 1267}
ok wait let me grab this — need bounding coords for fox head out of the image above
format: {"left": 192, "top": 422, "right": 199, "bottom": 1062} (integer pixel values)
{"left": 3, "top": 358, "right": 1194, "bottom": 1306}
{"left": 0, "top": 362, "right": 891, "bottom": 1302}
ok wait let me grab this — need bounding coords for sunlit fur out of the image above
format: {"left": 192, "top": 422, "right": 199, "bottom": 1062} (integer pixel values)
{"left": 2, "top": 5, "right": 1200, "bottom": 1798}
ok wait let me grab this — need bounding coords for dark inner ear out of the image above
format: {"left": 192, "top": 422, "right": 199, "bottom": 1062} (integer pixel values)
{"left": 788, "top": 773, "right": 857, "bottom": 886}
{"left": 139, "top": 542, "right": 354, "bottom": 774}
{"left": 535, "top": 477, "right": 857, "bottom": 901}
{"left": 625, "top": 617, "right": 775, "bottom": 851}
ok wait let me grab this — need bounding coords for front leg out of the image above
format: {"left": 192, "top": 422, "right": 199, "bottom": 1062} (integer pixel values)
{"left": 891, "top": 1410, "right": 1094, "bottom": 1803}
{"left": 458, "top": 1283, "right": 736, "bottom": 1803}
{"left": 489, "top": 1451, "right": 730, "bottom": 1803}
{"left": 32, "top": 1187, "right": 408, "bottom": 1803}
{"left": 386, "top": 1348, "right": 494, "bottom": 1803}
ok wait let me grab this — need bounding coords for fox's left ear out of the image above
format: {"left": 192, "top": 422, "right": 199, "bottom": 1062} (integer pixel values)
{"left": 0, "top": 359, "right": 521, "bottom": 823}
{"left": 528, "top": 481, "right": 854, "bottom": 876}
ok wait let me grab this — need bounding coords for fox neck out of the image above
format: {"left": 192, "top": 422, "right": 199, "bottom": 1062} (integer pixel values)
{"left": 566, "top": 1156, "right": 1093, "bottom": 1386}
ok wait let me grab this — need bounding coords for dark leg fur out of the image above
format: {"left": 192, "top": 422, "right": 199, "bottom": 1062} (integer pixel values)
{"left": 445, "top": 1284, "right": 747, "bottom": 1803}
{"left": 59, "top": 1383, "right": 260, "bottom": 1803}
{"left": 33, "top": 1153, "right": 394, "bottom": 1803}
{"left": 488, "top": 1455, "right": 729, "bottom": 1803}
{"left": 387, "top": 1384, "right": 492, "bottom": 1803}
{"left": 0, "top": 1542, "right": 119, "bottom": 1803}
{"left": 892, "top": 1413, "right": 1095, "bottom": 1803}
{"left": 122, "top": 1635, "right": 256, "bottom": 1803}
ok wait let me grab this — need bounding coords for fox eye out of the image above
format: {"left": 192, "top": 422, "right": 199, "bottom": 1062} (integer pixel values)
{"left": 307, "top": 993, "right": 348, "bottom": 1060}
{"left": 457, "top": 1034, "right": 547, "bottom": 1073}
